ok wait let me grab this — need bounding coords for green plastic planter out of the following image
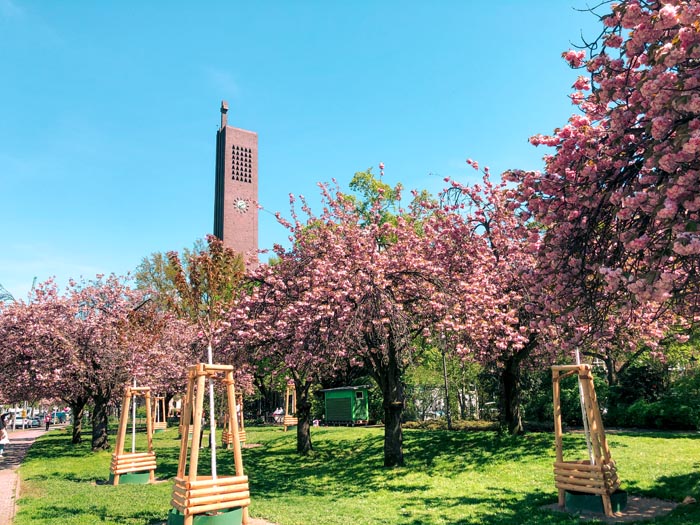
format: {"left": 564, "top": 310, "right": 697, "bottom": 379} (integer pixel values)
{"left": 565, "top": 489, "right": 628, "bottom": 514}
{"left": 108, "top": 471, "right": 152, "bottom": 485}
{"left": 167, "top": 507, "right": 243, "bottom": 525}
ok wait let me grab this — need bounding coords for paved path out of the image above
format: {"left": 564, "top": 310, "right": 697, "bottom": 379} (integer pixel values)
{"left": 0, "top": 426, "right": 47, "bottom": 524}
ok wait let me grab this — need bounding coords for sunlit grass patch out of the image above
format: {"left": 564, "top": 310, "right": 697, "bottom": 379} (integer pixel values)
{"left": 12, "top": 424, "right": 700, "bottom": 524}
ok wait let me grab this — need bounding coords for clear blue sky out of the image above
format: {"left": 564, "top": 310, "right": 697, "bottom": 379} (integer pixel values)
{"left": 1, "top": 0, "right": 601, "bottom": 300}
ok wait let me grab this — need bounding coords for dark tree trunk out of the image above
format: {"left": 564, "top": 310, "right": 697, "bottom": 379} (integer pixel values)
{"left": 500, "top": 354, "right": 524, "bottom": 435}
{"left": 295, "top": 381, "right": 313, "bottom": 455}
{"left": 604, "top": 356, "right": 618, "bottom": 386}
{"left": 91, "top": 393, "right": 111, "bottom": 451}
{"left": 382, "top": 397, "right": 403, "bottom": 467}
{"left": 68, "top": 396, "right": 88, "bottom": 445}
{"left": 367, "top": 340, "right": 405, "bottom": 467}
{"left": 499, "top": 334, "right": 537, "bottom": 435}
{"left": 165, "top": 392, "right": 174, "bottom": 422}
{"left": 253, "top": 372, "right": 278, "bottom": 421}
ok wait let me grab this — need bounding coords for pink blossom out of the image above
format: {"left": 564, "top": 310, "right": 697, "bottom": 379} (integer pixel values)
{"left": 562, "top": 49, "right": 587, "bottom": 68}
{"left": 572, "top": 75, "right": 591, "bottom": 91}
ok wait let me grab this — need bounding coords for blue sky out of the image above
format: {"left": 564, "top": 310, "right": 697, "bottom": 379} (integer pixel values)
{"left": 1, "top": 0, "right": 601, "bottom": 301}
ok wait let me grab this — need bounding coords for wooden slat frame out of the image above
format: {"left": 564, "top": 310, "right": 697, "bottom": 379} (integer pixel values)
{"left": 173, "top": 363, "right": 250, "bottom": 525}
{"left": 552, "top": 364, "right": 620, "bottom": 517}
{"left": 153, "top": 395, "right": 168, "bottom": 431}
{"left": 283, "top": 383, "right": 297, "bottom": 432}
{"left": 111, "top": 386, "right": 156, "bottom": 485}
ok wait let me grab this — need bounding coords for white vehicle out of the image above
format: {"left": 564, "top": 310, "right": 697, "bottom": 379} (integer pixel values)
{"left": 12, "top": 417, "right": 40, "bottom": 428}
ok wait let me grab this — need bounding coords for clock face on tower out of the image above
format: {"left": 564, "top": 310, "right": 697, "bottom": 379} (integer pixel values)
{"left": 234, "top": 198, "right": 249, "bottom": 213}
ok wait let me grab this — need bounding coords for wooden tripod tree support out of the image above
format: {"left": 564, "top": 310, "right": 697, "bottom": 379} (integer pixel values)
{"left": 153, "top": 396, "right": 168, "bottom": 432}
{"left": 283, "top": 382, "right": 297, "bottom": 432}
{"left": 171, "top": 363, "right": 250, "bottom": 525}
{"left": 111, "top": 386, "right": 157, "bottom": 485}
{"left": 552, "top": 364, "right": 621, "bottom": 517}
{"left": 223, "top": 393, "right": 246, "bottom": 448}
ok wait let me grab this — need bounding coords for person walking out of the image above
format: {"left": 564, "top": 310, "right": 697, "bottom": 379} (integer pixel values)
{"left": 0, "top": 414, "right": 10, "bottom": 457}
{"left": 44, "top": 413, "right": 51, "bottom": 431}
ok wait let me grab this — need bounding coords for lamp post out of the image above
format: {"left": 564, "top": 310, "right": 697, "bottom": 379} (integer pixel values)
{"left": 440, "top": 336, "right": 452, "bottom": 431}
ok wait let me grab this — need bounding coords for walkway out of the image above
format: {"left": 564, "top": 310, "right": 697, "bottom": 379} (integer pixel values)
{"left": 0, "top": 425, "right": 46, "bottom": 524}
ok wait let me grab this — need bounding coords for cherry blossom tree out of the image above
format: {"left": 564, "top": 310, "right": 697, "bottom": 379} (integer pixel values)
{"left": 439, "top": 171, "right": 544, "bottom": 433}
{"left": 0, "top": 275, "right": 163, "bottom": 448}
{"left": 229, "top": 217, "right": 357, "bottom": 455}
{"left": 509, "top": 0, "right": 700, "bottom": 326}
{"left": 0, "top": 280, "right": 100, "bottom": 444}
{"left": 62, "top": 275, "right": 157, "bottom": 450}
{"left": 0, "top": 280, "right": 76, "bottom": 409}
{"left": 236, "top": 182, "right": 502, "bottom": 466}
{"left": 120, "top": 297, "right": 197, "bottom": 417}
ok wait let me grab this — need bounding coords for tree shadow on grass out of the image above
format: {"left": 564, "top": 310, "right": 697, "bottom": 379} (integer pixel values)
{"left": 241, "top": 428, "right": 561, "bottom": 500}
{"left": 23, "top": 433, "right": 97, "bottom": 460}
{"left": 402, "top": 429, "right": 556, "bottom": 472}
{"left": 627, "top": 469, "right": 700, "bottom": 501}
{"left": 26, "top": 504, "right": 167, "bottom": 524}
{"left": 606, "top": 430, "right": 700, "bottom": 440}
{"left": 397, "top": 490, "right": 583, "bottom": 525}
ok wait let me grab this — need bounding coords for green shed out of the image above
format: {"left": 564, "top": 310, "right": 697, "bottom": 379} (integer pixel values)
{"left": 321, "top": 385, "right": 370, "bottom": 425}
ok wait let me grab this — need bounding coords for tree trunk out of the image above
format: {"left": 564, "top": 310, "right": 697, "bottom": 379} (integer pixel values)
{"left": 165, "top": 392, "right": 174, "bottom": 422}
{"left": 604, "top": 356, "right": 617, "bottom": 386}
{"left": 441, "top": 349, "right": 452, "bottom": 430}
{"left": 295, "top": 381, "right": 313, "bottom": 455}
{"left": 500, "top": 355, "right": 523, "bottom": 435}
{"left": 68, "top": 397, "right": 88, "bottom": 445}
{"left": 91, "top": 394, "right": 111, "bottom": 451}
{"left": 499, "top": 334, "right": 538, "bottom": 435}
{"left": 383, "top": 398, "right": 403, "bottom": 467}
{"left": 367, "top": 341, "right": 405, "bottom": 467}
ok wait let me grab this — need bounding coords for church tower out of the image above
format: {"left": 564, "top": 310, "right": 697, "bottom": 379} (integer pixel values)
{"left": 213, "top": 101, "right": 259, "bottom": 267}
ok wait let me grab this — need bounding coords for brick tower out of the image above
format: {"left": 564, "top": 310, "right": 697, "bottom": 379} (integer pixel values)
{"left": 213, "top": 101, "right": 258, "bottom": 267}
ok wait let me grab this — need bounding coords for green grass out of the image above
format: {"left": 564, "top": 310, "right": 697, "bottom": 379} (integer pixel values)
{"left": 13, "top": 425, "right": 700, "bottom": 524}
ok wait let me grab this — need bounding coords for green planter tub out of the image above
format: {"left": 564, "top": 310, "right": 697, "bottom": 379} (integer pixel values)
{"left": 565, "top": 489, "right": 628, "bottom": 514}
{"left": 167, "top": 507, "right": 243, "bottom": 525}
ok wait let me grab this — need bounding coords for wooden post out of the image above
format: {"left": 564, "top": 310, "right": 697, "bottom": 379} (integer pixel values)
{"left": 552, "top": 368, "right": 565, "bottom": 508}
{"left": 237, "top": 392, "right": 246, "bottom": 443}
{"left": 188, "top": 366, "right": 207, "bottom": 481}
{"left": 226, "top": 370, "right": 249, "bottom": 525}
{"left": 112, "top": 389, "right": 132, "bottom": 486}
{"left": 177, "top": 370, "right": 195, "bottom": 479}
{"left": 179, "top": 377, "right": 194, "bottom": 439}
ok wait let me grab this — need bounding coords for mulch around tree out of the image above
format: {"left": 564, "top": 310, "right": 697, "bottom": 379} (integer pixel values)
{"left": 543, "top": 495, "right": 684, "bottom": 523}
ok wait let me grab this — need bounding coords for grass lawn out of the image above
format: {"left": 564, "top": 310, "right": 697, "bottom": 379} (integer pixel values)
{"left": 13, "top": 424, "right": 700, "bottom": 525}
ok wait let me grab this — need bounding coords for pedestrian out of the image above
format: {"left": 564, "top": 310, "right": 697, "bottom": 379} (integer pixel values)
{"left": 0, "top": 414, "right": 10, "bottom": 458}
{"left": 44, "top": 413, "right": 51, "bottom": 431}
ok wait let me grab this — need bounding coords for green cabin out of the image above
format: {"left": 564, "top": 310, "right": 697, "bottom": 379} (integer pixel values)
{"left": 321, "top": 385, "right": 370, "bottom": 425}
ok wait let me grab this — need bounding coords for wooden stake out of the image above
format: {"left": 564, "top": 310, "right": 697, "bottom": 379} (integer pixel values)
{"left": 552, "top": 369, "right": 565, "bottom": 507}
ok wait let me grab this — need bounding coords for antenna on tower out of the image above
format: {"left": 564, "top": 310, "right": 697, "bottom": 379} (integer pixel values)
{"left": 220, "top": 100, "right": 229, "bottom": 129}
